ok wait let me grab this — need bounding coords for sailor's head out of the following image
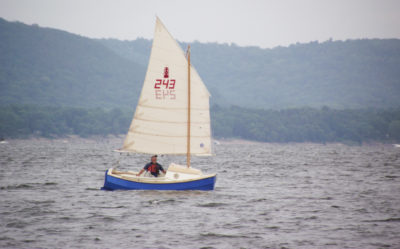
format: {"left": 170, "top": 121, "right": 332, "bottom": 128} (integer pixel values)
{"left": 151, "top": 155, "right": 157, "bottom": 163}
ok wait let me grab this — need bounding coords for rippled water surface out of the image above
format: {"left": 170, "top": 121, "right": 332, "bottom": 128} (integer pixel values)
{"left": 1, "top": 138, "right": 400, "bottom": 248}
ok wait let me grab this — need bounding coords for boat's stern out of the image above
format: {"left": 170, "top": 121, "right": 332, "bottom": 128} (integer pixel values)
{"left": 166, "top": 163, "right": 203, "bottom": 179}
{"left": 166, "top": 163, "right": 216, "bottom": 190}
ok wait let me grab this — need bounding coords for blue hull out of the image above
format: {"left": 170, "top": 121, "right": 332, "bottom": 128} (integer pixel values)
{"left": 101, "top": 169, "right": 216, "bottom": 191}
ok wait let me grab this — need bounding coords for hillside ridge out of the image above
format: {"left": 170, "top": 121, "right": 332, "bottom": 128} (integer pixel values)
{"left": 1, "top": 18, "right": 400, "bottom": 109}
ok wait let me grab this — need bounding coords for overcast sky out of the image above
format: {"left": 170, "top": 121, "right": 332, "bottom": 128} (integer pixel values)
{"left": 1, "top": 0, "right": 399, "bottom": 48}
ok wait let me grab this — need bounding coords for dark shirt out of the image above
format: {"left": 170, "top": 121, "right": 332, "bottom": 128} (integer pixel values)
{"left": 144, "top": 162, "right": 165, "bottom": 177}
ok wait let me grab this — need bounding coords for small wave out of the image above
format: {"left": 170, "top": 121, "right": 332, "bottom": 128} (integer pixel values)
{"left": 305, "top": 215, "right": 319, "bottom": 220}
{"left": 58, "top": 216, "right": 72, "bottom": 221}
{"left": 371, "top": 243, "right": 392, "bottom": 248}
{"left": 250, "top": 198, "right": 267, "bottom": 202}
{"left": 161, "top": 199, "right": 179, "bottom": 204}
{"left": 102, "top": 216, "right": 117, "bottom": 222}
{"left": 0, "top": 236, "right": 14, "bottom": 241}
{"left": 364, "top": 218, "right": 400, "bottom": 223}
{"left": 0, "top": 184, "right": 33, "bottom": 190}
{"left": 200, "top": 232, "right": 249, "bottom": 239}
{"left": 98, "top": 205, "right": 126, "bottom": 209}
{"left": 144, "top": 199, "right": 177, "bottom": 206}
{"left": 154, "top": 199, "right": 177, "bottom": 204}
{"left": 6, "top": 221, "right": 28, "bottom": 229}
{"left": 85, "top": 187, "right": 100, "bottom": 191}
{"left": 22, "top": 239, "right": 36, "bottom": 243}
{"left": 31, "top": 200, "right": 55, "bottom": 205}
{"left": 264, "top": 226, "right": 280, "bottom": 230}
{"left": 44, "top": 182, "right": 58, "bottom": 185}
{"left": 197, "top": 202, "right": 228, "bottom": 208}
{"left": 0, "top": 182, "right": 58, "bottom": 190}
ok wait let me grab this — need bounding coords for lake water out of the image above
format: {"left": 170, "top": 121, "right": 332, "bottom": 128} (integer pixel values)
{"left": 0, "top": 137, "right": 399, "bottom": 248}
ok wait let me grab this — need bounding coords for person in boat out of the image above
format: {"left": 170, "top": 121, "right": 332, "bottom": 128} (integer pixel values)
{"left": 137, "top": 155, "right": 166, "bottom": 177}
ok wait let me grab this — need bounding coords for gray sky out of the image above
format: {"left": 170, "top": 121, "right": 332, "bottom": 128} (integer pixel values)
{"left": 1, "top": 0, "right": 399, "bottom": 48}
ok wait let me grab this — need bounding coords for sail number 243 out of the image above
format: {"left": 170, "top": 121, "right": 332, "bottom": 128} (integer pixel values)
{"left": 154, "top": 79, "right": 176, "bottom": 100}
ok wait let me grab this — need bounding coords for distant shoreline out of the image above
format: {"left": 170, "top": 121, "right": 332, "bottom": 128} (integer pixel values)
{"left": 50, "top": 136, "right": 400, "bottom": 147}
{"left": 215, "top": 138, "right": 393, "bottom": 147}
{"left": 1, "top": 135, "right": 397, "bottom": 147}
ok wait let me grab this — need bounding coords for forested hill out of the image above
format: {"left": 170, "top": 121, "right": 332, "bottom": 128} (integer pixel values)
{"left": 0, "top": 18, "right": 145, "bottom": 109}
{"left": 1, "top": 18, "right": 400, "bottom": 109}
{"left": 100, "top": 38, "right": 400, "bottom": 109}
{"left": 1, "top": 18, "right": 400, "bottom": 142}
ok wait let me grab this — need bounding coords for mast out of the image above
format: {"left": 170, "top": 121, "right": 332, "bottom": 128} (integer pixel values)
{"left": 186, "top": 45, "right": 191, "bottom": 168}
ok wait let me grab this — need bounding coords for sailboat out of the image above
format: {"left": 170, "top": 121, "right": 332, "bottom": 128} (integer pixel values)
{"left": 101, "top": 17, "right": 216, "bottom": 191}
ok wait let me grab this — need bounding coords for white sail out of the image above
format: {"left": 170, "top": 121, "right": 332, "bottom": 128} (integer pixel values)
{"left": 122, "top": 17, "right": 212, "bottom": 156}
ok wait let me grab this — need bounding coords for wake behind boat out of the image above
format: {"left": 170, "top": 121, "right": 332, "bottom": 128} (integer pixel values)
{"left": 102, "top": 17, "right": 216, "bottom": 191}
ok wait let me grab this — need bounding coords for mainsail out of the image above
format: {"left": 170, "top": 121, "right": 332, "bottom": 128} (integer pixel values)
{"left": 122, "top": 17, "right": 211, "bottom": 156}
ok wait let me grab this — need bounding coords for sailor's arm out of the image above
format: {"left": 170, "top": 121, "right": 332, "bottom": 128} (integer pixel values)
{"left": 136, "top": 169, "right": 145, "bottom": 176}
{"left": 160, "top": 164, "right": 166, "bottom": 175}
